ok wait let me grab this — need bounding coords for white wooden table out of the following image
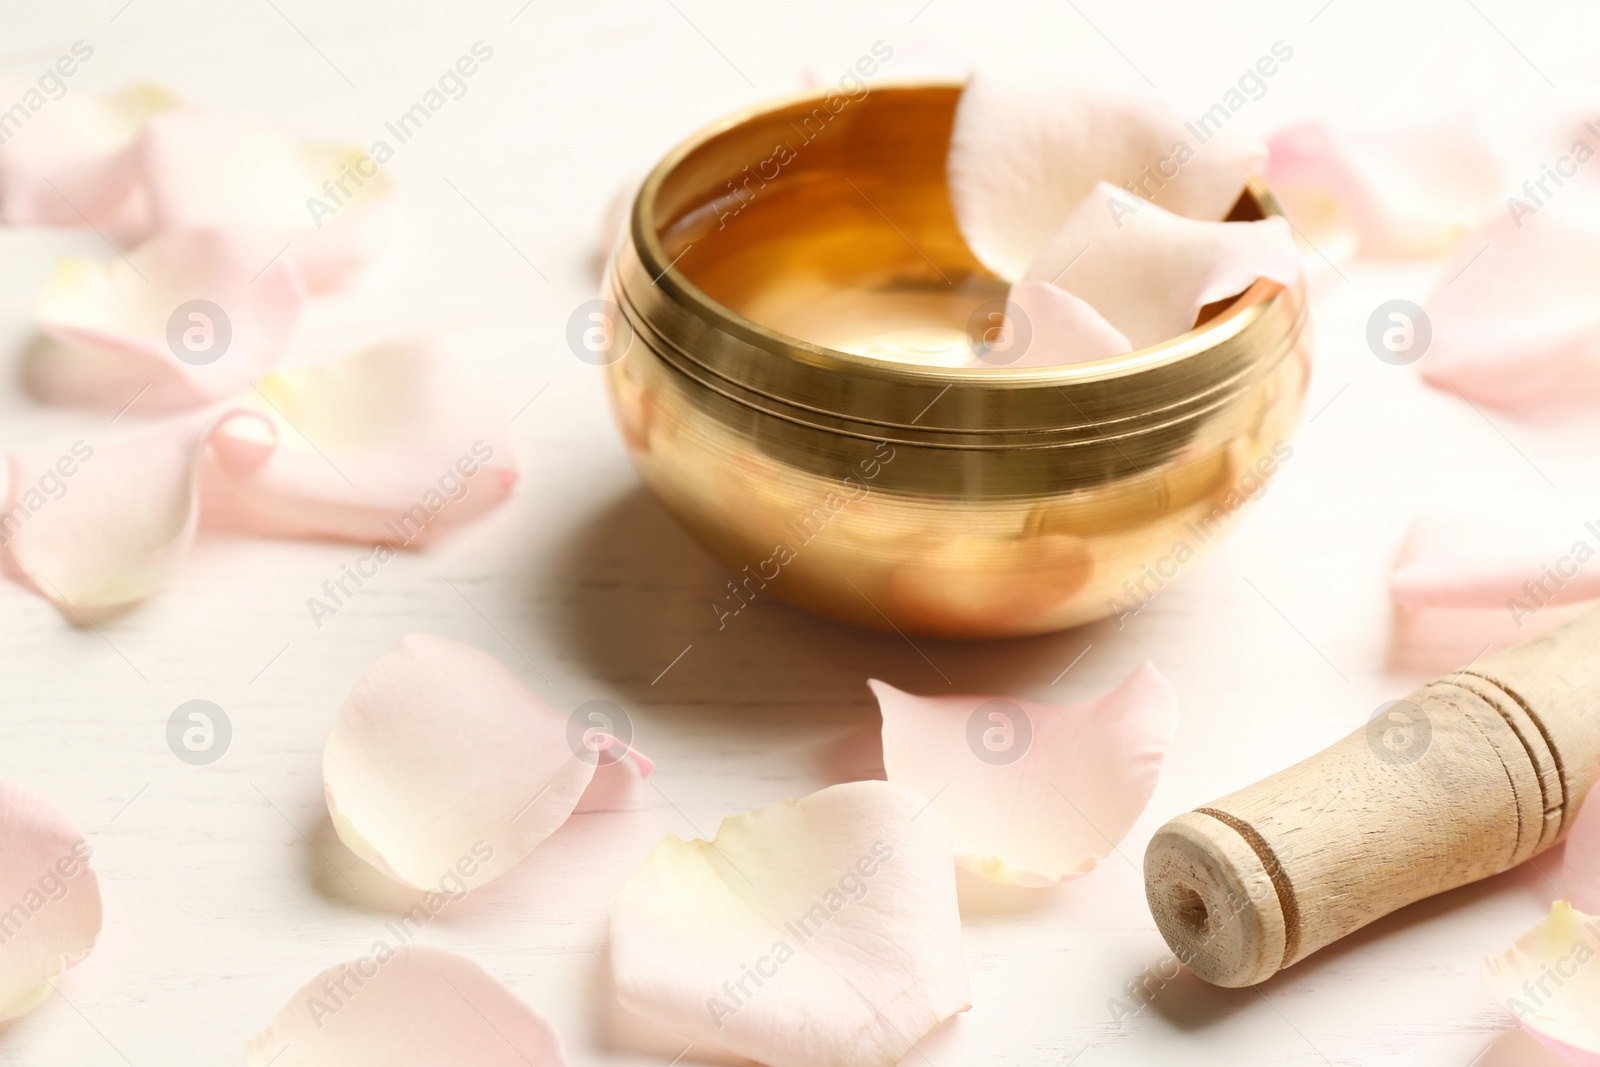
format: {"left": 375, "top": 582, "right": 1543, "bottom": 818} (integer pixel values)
{"left": 2, "top": 1, "right": 1597, "bottom": 1063}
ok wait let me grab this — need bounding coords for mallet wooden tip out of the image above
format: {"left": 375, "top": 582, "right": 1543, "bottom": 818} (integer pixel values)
{"left": 1145, "top": 811, "right": 1287, "bottom": 988}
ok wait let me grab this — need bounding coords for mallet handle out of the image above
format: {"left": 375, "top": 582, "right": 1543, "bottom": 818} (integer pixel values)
{"left": 1144, "top": 607, "right": 1600, "bottom": 987}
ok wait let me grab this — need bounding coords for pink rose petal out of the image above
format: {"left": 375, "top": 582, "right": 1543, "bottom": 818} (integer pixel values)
{"left": 1477, "top": 1027, "right": 1572, "bottom": 1067}
{"left": 198, "top": 337, "right": 518, "bottom": 545}
{"left": 244, "top": 945, "right": 565, "bottom": 1067}
{"left": 1389, "top": 514, "right": 1600, "bottom": 613}
{"left": 323, "top": 633, "right": 650, "bottom": 891}
{"left": 948, "top": 74, "right": 1265, "bottom": 280}
{"left": 6, "top": 339, "right": 515, "bottom": 614}
{"left": 969, "top": 281, "right": 1131, "bottom": 368}
{"left": 1422, "top": 196, "right": 1600, "bottom": 413}
{"left": 0, "top": 83, "right": 177, "bottom": 233}
{"left": 31, "top": 227, "right": 303, "bottom": 411}
{"left": 2, "top": 410, "right": 271, "bottom": 618}
{"left": 1021, "top": 182, "right": 1300, "bottom": 350}
{"left": 1484, "top": 901, "right": 1600, "bottom": 1066}
{"left": 1264, "top": 117, "right": 1505, "bottom": 258}
{"left": 139, "top": 108, "right": 393, "bottom": 292}
{"left": 0, "top": 781, "right": 102, "bottom": 1022}
{"left": 872, "top": 663, "right": 1178, "bottom": 886}
{"left": 609, "top": 780, "right": 970, "bottom": 1067}
{"left": 1, "top": 93, "right": 390, "bottom": 290}
{"left": 1386, "top": 515, "right": 1600, "bottom": 670}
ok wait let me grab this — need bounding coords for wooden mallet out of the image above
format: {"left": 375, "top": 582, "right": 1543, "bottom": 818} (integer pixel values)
{"left": 1144, "top": 607, "right": 1600, "bottom": 987}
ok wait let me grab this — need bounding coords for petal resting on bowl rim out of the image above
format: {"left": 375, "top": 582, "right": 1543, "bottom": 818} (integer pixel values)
{"left": 1020, "top": 182, "right": 1300, "bottom": 352}
{"left": 947, "top": 73, "right": 1265, "bottom": 282}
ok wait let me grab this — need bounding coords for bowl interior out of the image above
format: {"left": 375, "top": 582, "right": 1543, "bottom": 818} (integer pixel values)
{"left": 648, "top": 83, "right": 1264, "bottom": 369}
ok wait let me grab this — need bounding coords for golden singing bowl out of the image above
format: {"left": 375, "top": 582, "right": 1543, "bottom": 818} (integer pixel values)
{"left": 602, "top": 83, "right": 1311, "bottom": 639}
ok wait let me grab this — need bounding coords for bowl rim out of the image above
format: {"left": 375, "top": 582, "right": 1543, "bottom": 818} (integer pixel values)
{"left": 629, "top": 79, "right": 1291, "bottom": 390}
